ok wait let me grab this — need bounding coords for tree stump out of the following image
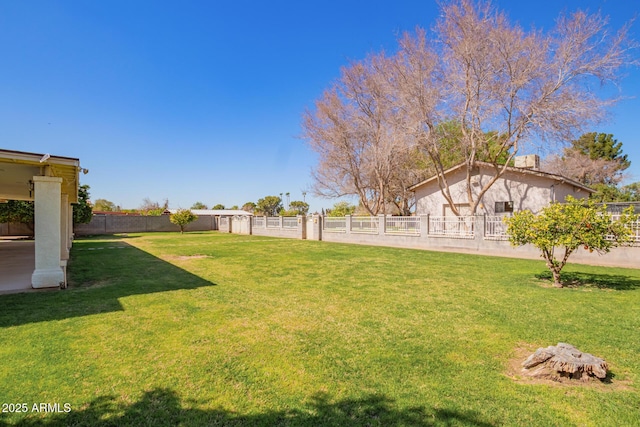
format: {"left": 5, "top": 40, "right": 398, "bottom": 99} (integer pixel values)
{"left": 522, "top": 343, "right": 608, "bottom": 381}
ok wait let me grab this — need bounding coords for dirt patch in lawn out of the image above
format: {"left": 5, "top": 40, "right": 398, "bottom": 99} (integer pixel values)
{"left": 166, "top": 254, "right": 210, "bottom": 261}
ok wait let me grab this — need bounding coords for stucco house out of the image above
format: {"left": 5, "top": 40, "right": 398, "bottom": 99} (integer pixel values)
{"left": 409, "top": 155, "right": 594, "bottom": 216}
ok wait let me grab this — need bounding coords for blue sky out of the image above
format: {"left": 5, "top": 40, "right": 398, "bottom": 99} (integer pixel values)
{"left": 1, "top": 0, "right": 638, "bottom": 213}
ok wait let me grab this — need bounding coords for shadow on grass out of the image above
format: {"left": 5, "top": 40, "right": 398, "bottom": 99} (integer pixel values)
{"left": 0, "top": 241, "right": 216, "bottom": 328}
{"left": 5, "top": 388, "right": 495, "bottom": 427}
{"left": 535, "top": 271, "right": 640, "bottom": 290}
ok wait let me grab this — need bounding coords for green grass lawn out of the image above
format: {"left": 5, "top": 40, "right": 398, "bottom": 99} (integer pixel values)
{"left": 1, "top": 232, "right": 639, "bottom": 426}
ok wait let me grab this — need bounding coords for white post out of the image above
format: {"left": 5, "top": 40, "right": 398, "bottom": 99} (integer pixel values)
{"left": 378, "top": 214, "right": 385, "bottom": 236}
{"left": 60, "top": 193, "right": 69, "bottom": 261}
{"left": 31, "top": 176, "right": 64, "bottom": 288}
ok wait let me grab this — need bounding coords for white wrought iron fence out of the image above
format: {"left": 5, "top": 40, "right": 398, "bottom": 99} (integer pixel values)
{"left": 428, "top": 215, "right": 475, "bottom": 238}
{"left": 484, "top": 215, "right": 510, "bottom": 240}
{"left": 282, "top": 217, "right": 298, "bottom": 229}
{"left": 385, "top": 216, "right": 420, "bottom": 235}
{"left": 351, "top": 216, "right": 379, "bottom": 233}
{"left": 266, "top": 217, "right": 281, "bottom": 228}
{"left": 323, "top": 217, "right": 346, "bottom": 232}
{"left": 607, "top": 215, "right": 640, "bottom": 245}
{"left": 252, "top": 217, "right": 265, "bottom": 228}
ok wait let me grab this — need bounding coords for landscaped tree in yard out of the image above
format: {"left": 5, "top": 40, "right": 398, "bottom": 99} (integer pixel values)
{"left": 543, "top": 132, "right": 632, "bottom": 202}
{"left": 303, "top": 50, "right": 424, "bottom": 215}
{"left": 286, "top": 201, "right": 309, "bottom": 215}
{"left": 169, "top": 209, "right": 198, "bottom": 234}
{"left": 256, "top": 196, "right": 283, "bottom": 216}
{"left": 93, "top": 198, "right": 116, "bottom": 212}
{"left": 506, "top": 197, "right": 637, "bottom": 288}
{"left": 620, "top": 182, "right": 640, "bottom": 202}
{"left": 304, "top": 0, "right": 636, "bottom": 216}
{"left": 191, "top": 201, "right": 208, "bottom": 210}
{"left": 327, "top": 201, "right": 356, "bottom": 217}
{"left": 73, "top": 185, "right": 93, "bottom": 224}
{"left": 212, "top": 204, "right": 226, "bottom": 210}
{"left": 396, "top": 1, "right": 635, "bottom": 215}
{"left": 242, "top": 202, "right": 256, "bottom": 213}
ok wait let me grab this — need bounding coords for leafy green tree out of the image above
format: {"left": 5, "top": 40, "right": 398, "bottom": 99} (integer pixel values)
{"left": 287, "top": 201, "right": 309, "bottom": 215}
{"left": 327, "top": 201, "right": 356, "bottom": 217}
{"left": 620, "top": 182, "right": 640, "bottom": 202}
{"left": 256, "top": 196, "right": 282, "bottom": 216}
{"left": 588, "top": 184, "right": 625, "bottom": 203}
{"left": 506, "top": 196, "right": 637, "bottom": 287}
{"left": 431, "top": 121, "right": 511, "bottom": 167}
{"left": 212, "top": 204, "right": 226, "bottom": 210}
{"left": 169, "top": 209, "right": 198, "bottom": 234}
{"left": 230, "top": 205, "right": 239, "bottom": 210}
{"left": 0, "top": 200, "right": 34, "bottom": 231}
{"left": 73, "top": 185, "right": 93, "bottom": 224}
{"left": 280, "top": 201, "right": 309, "bottom": 216}
{"left": 191, "top": 201, "right": 208, "bottom": 210}
{"left": 544, "top": 132, "right": 632, "bottom": 202}
{"left": 573, "top": 132, "right": 630, "bottom": 171}
{"left": 242, "top": 202, "right": 256, "bottom": 213}
{"left": 93, "top": 198, "right": 116, "bottom": 212}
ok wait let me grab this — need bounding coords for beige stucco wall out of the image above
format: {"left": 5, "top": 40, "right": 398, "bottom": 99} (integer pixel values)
{"left": 414, "top": 166, "right": 589, "bottom": 215}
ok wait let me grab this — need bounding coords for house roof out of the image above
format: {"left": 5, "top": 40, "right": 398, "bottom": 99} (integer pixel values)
{"left": 408, "top": 161, "right": 595, "bottom": 194}
{"left": 0, "top": 148, "right": 83, "bottom": 203}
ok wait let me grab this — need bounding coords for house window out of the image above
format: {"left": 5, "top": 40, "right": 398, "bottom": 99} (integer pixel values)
{"left": 495, "top": 201, "right": 514, "bottom": 213}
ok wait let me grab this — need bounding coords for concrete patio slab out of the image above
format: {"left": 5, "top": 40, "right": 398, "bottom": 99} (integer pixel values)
{"left": 0, "top": 240, "right": 34, "bottom": 294}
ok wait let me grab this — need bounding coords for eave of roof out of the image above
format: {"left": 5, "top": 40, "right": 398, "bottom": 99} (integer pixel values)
{"left": 0, "top": 149, "right": 82, "bottom": 202}
{"left": 0, "top": 148, "right": 80, "bottom": 164}
{"left": 408, "top": 161, "right": 595, "bottom": 193}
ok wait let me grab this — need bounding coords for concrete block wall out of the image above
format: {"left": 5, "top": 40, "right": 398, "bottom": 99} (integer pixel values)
{"left": 73, "top": 214, "right": 219, "bottom": 235}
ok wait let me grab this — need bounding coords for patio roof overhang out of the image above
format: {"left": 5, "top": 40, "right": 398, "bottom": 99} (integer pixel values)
{"left": 0, "top": 149, "right": 82, "bottom": 203}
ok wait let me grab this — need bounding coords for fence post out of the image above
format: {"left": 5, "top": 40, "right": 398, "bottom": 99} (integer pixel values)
{"left": 378, "top": 214, "right": 385, "bottom": 236}
{"left": 314, "top": 214, "right": 323, "bottom": 241}
{"left": 279, "top": 216, "right": 284, "bottom": 230}
{"left": 475, "top": 215, "right": 485, "bottom": 242}
{"left": 297, "top": 215, "right": 306, "bottom": 240}
{"left": 420, "top": 215, "right": 429, "bottom": 242}
{"left": 345, "top": 215, "right": 352, "bottom": 235}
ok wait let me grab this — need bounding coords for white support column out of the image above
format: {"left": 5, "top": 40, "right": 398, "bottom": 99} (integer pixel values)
{"left": 60, "top": 193, "right": 70, "bottom": 261}
{"left": 68, "top": 200, "right": 73, "bottom": 251}
{"left": 31, "top": 176, "right": 64, "bottom": 289}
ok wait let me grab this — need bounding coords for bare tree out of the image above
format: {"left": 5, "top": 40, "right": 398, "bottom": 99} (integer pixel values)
{"left": 543, "top": 132, "right": 631, "bottom": 188}
{"left": 393, "top": 0, "right": 635, "bottom": 214}
{"left": 305, "top": 0, "right": 635, "bottom": 216}
{"left": 543, "top": 149, "right": 626, "bottom": 187}
{"left": 303, "top": 52, "right": 423, "bottom": 215}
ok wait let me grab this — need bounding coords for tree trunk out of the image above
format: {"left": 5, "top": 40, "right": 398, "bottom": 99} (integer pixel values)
{"left": 522, "top": 343, "right": 609, "bottom": 381}
{"left": 551, "top": 268, "right": 563, "bottom": 288}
